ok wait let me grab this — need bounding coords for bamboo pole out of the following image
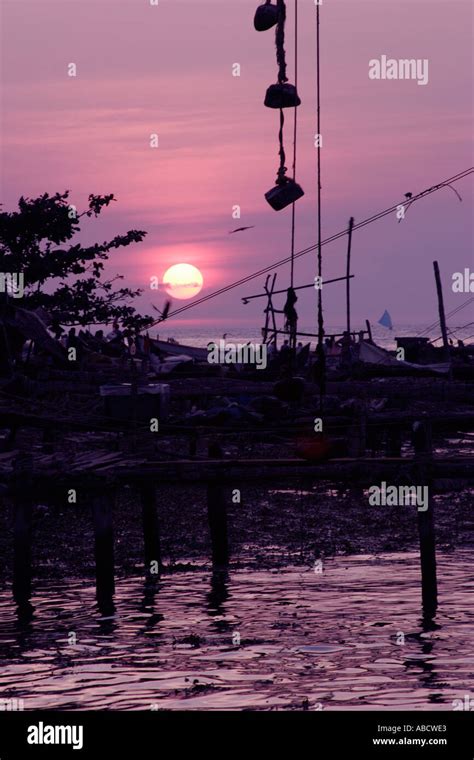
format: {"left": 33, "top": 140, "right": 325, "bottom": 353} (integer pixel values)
{"left": 433, "top": 261, "right": 452, "bottom": 376}
{"left": 244, "top": 274, "right": 354, "bottom": 302}
{"left": 346, "top": 217, "right": 354, "bottom": 336}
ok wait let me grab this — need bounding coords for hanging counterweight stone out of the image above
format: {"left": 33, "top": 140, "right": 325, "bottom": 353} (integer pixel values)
{"left": 264, "top": 83, "right": 301, "bottom": 109}
{"left": 265, "top": 179, "right": 304, "bottom": 211}
{"left": 254, "top": 2, "right": 279, "bottom": 32}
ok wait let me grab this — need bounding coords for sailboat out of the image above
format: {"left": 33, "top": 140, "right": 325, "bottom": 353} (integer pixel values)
{"left": 378, "top": 310, "right": 393, "bottom": 330}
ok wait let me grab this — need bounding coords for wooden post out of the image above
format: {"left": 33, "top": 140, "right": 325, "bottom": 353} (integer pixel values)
{"left": 130, "top": 369, "right": 138, "bottom": 435}
{"left": 140, "top": 483, "right": 162, "bottom": 576}
{"left": 346, "top": 217, "right": 354, "bottom": 337}
{"left": 348, "top": 404, "right": 366, "bottom": 457}
{"left": 207, "top": 442, "right": 229, "bottom": 567}
{"left": 262, "top": 274, "right": 271, "bottom": 344}
{"left": 433, "top": 261, "right": 452, "bottom": 375}
{"left": 92, "top": 490, "right": 115, "bottom": 601}
{"left": 13, "top": 493, "right": 33, "bottom": 605}
{"left": 0, "top": 323, "right": 14, "bottom": 377}
{"left": 385, "top": 424, "right": 402, "bottom": 457}
{"left": 365, "top": 319, "right": 373, "bottom": 343}
{"left": 413, "top": 419, "right": 437, "bottom": 617}
{"left": 12, "top": 453, "right": 33, "bottom": 605}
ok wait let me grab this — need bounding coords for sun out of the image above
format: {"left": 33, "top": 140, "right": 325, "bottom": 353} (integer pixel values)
{"left": 162, "top": 263, "right": 203, "bottom": 300}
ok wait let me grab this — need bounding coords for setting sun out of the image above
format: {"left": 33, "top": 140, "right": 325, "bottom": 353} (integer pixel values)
{"left": 162, "top": 263, "right": 203, "bottom": 300}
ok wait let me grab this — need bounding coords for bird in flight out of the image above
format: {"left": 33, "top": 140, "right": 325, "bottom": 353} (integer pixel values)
{"left": 229, "top": 226, "right": 255, "bottom": 234}
{"left": 152, "top": 300, "right": 172, "bottom": 321}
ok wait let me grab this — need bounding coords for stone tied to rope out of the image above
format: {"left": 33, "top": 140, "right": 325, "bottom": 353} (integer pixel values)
{"left": 256, "top": 1, "right": 304, "bottom": 210}
{"left": 254, "top": 1, "right": 279, "bottom": 32}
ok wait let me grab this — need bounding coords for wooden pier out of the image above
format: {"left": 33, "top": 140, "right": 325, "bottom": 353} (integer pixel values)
{"left": 1, "top": 430, "right": 472, "bottom": 617}
{"left": 1, "top": 368, "right": 473, "bottom": 620}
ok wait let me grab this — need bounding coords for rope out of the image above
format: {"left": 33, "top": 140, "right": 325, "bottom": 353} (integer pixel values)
{"left": 290, "top": 0, "right": 298, "bottom": 288}
{"left": 315, "top": 3, "right": 325, "bottom": 405}
{"left": 147, "top": 168, "right": 473, "bottom": 326}
{"left": 277, "top": 107, "right": 287, "bottom": 183}
{"left": 275, "top": 0, "right": 288, "bottom": 83}
{"left": 275, "top": 1, "right": 288, "bottom": 185}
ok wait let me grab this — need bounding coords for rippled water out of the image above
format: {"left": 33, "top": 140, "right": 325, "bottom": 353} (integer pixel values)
{"left": 0, "top": 551, "right": 473, "bottom": 710}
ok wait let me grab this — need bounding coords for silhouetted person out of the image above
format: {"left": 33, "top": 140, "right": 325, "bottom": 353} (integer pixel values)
{"left": 283, "top": 287, "right": 298, "bottom": 335}
{"left": 107, "top": 320, "right": 124, "bottom": 345}
{"left": 312, "top": 343, "right": 326, "bottom": 394}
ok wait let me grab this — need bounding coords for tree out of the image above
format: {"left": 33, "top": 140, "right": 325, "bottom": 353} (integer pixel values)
{"left": 0, "top": 191, "right": 154, "bottom": 330}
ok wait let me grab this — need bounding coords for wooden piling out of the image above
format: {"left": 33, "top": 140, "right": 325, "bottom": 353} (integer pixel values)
{"left": 207, "top": 442, "right": 229, "bottom": 567}
{"left": 13, "top": 493, "right": 33, "bottom": 605}
{"left": 92, "top": 490, "right": 115, "bottom": 601}
{"left": 348, "top": 406, "right": 367, "bottom": 457}
{"left": 413, "top": 419, "right": 437, "bottom": 617}
{"left": 140, "top": 483, "right": 162, "bottom": 576}
{"left": 130, "top": 370, "right": 138, "bottom": 436}
{"left": 12, "top": 453, "right": 33, "bottom": 605}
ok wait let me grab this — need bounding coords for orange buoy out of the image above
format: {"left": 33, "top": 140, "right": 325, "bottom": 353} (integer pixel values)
{"left": 295, "top": 435, "right": 333, "bottom": 462}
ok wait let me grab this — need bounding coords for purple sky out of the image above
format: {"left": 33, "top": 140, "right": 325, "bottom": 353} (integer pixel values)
{"left": 2, "top": 0, "right": 473, "bottom": 330}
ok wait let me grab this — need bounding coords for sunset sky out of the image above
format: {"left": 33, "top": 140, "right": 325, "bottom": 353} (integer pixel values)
{"left": 1, "top": 0, "right": 472, "bottom": 330}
